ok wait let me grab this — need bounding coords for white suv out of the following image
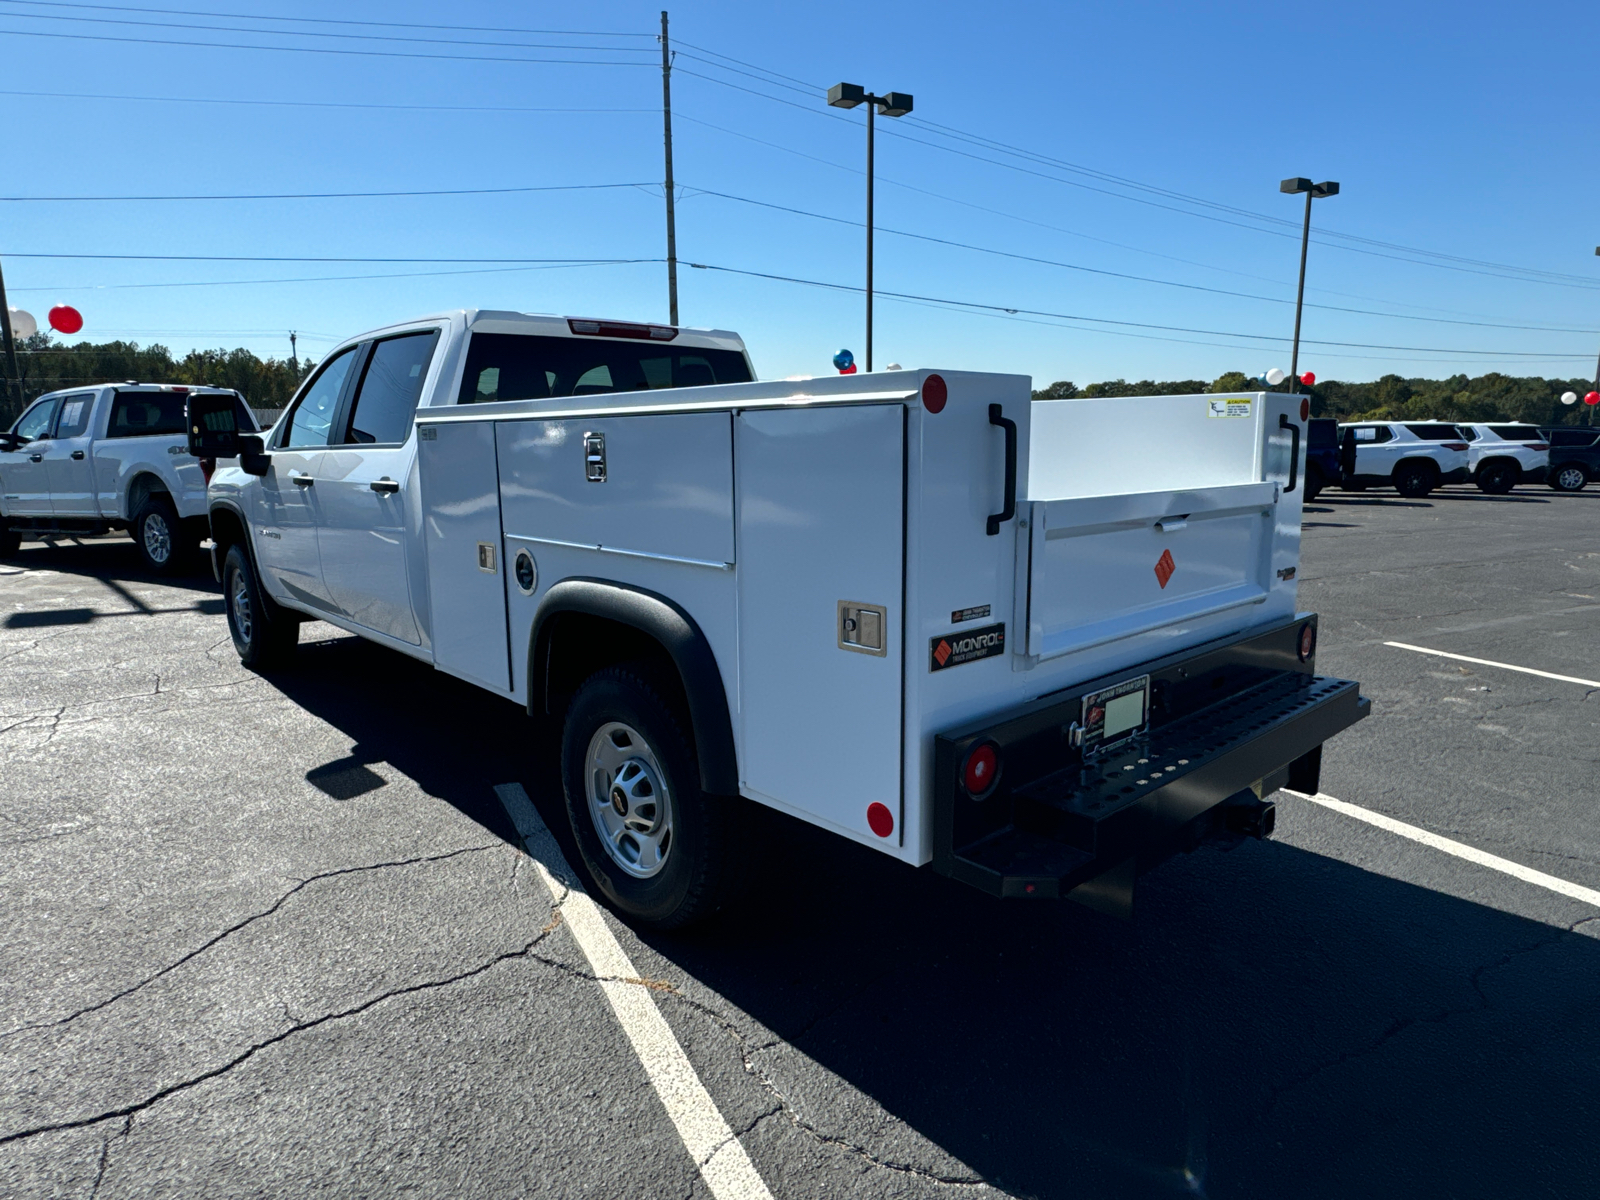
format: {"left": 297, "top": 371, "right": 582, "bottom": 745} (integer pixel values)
{"left": 1336, "top": 421, "right": 1471, "bottom": 498}
{"left": 1457, "top": 423, "right": 1549, "bottom": 494}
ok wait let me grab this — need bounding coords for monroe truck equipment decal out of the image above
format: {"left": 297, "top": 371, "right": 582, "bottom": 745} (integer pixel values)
{"left": 931, "top": 623, "right": 1005, "bottom": 671}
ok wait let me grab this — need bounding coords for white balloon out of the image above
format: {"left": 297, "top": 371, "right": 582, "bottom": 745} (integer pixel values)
{"left": 1265, "top": 367, "right": 1286, "bottom": 385}
{"left": 1561, "top": 391, "right": 1578, "bottom": 405}
{"left": 7, "top": 307, "right": 36, "bottom": 340}
{"left": 885, "top": 362, "right": 903, "bottom": 371}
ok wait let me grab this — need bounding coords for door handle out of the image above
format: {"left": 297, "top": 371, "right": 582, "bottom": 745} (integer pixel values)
{"left": 291, "top": 474, "right": 315, "bottom": 487}
{"left": 985, "top": 403, "right": 1018, "bottom": 536}
{"left": 71, "top": 450, "right": 85, "bottom": 460}
{"left": 369, "top": 478, "right": 400, "bottom": 493}
{"left": 1280, "top": 414, "right": 1300, "bottom": 493}
{"left": 29, "top": 454, "right": 43, "bottom": 463}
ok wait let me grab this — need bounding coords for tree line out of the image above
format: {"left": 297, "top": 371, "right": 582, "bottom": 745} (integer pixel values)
{"left": 1033, "top": 371, "right": 1597, "bottom": 427}
{"left": 1, "top": 334, "right": 312, "bottom": 425}
{"left": 4, "top": 335, "right": 1595, "bottom": 429}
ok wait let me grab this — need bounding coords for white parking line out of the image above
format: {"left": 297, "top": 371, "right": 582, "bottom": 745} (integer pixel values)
{"left": 1385, "top": 641, "right": 1600, "bottom": 689}
{"left": 494, "top": 783, "right": 774, "bottom": 1200}
{"left": 1287, "top": 790, "right": 1600, "bottom": 909}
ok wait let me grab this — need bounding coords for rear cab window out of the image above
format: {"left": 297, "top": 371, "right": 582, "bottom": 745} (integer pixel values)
{"left": 108, "top": 391, "right": 187, "bottom": 438}
{"left": 458, "top": 333, "right": 753, "bottom": 404}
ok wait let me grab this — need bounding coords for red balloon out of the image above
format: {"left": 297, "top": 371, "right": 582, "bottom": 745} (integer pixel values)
{"left": 1586, "top": 391, "right": 1600, "bottom": 406}
{"left": 1300, "top": 371, "right": 1316, "bottom": 386}
{"left": 48, "top": 305, "right": 83, "bottom": 335}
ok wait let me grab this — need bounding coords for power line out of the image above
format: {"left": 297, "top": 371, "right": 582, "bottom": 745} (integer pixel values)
{"left": 6, "top": 260, "right": 665, "bottom": 292}
{"left": 0, "top": 0, "right": 655, "bottom": 38}
{"left": 682, "top": 261, "right": 1593, "bottom": 359}
{"left": 0, "top": 24, "right": 654, "bottom": 65}
{"left": 1, "top": 253, "right": 657, "bottom": 263}
{"left": 0, "top": 182, "right": 654, "bottom": 201}
{"left": 0, "top": 87, "right": 655, "bottom": 115}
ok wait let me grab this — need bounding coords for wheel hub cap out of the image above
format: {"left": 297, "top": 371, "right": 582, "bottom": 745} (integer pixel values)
{"left": 586, "top": 722, "right": 673, "bottom": 878}
{"left": 144, "top": 513, "right": 171, "bottom": 563}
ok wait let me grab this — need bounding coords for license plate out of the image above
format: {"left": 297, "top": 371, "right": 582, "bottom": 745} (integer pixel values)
{"left": 1079, "top": 674, "right": 1150, "bottom": 757}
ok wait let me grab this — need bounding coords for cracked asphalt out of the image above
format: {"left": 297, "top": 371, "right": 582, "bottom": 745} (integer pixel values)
{"left": 2, "top": 483, "right": 1598, "bottom": 1199}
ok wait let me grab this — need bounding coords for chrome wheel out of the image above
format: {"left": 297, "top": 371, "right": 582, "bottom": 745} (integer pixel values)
{"left": 1556, "top": 466, "right": 1587, "bottom": 491}
{"left": 142, "top": 511, "right": 172, "bottom": 564}
{"left": 585, "top": 721, "right": 673, "bottom": 878}
{"left": 229, "top": 568, "right": 254, "bottom": 645}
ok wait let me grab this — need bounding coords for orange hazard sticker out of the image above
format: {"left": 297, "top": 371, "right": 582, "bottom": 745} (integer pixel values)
{"left": 1154, "top": 549, "right": 1176, "bottom": 589}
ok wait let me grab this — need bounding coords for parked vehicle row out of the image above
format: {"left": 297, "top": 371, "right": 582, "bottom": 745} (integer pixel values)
{"left": 0, "top": 383, "right": 258, "bottom": 570}
{"left": 1301, "top": 417, "right": 1594, "bottom": 498}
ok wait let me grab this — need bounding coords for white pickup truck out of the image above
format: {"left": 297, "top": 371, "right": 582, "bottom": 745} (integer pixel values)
{"left": 0, "top": 383, "right": 256, "bottom": 570}
{"left": 191, "top": 309, "right": 1368, "bottom": 927}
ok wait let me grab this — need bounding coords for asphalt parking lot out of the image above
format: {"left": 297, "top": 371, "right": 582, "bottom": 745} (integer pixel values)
{"left": 2, "top": 483, "right": 1597, "bottom": 1200}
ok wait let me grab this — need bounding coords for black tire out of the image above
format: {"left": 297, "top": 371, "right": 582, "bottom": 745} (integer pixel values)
{"left": 1340, "top": 480, "right": 1367, "bottom": 492}
{"left": 131, "top": 493, "right": 194, "bottom": 574}
{"left": 0, "top": 522, "right": 20, "bottom": 558}
{"left": 561, "top": 666, "right": 744, "bottom": 930}
{"left": 222, "top": 543, "right": 298, "bottom": 670}
{"left": 1475, "top": 461, "right": 1517, "bottom": 495}
{"left": 1550, "top": 464, "right": 1588, "bottom": 493}
{"left": 1393, "top": 460, "right": 1437, "bottom": 499}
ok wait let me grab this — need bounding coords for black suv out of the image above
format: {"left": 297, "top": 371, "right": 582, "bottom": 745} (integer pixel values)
{"left": 1542, "top": 427, "right": 1600, "bottom": 492}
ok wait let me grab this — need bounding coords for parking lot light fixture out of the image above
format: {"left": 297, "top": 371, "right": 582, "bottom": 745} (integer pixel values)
{"left": 829, "top": 82, "right": 915, "bottom": 371}
{"left": 1281, "top": 177, "right": 1340, "bottom": 394}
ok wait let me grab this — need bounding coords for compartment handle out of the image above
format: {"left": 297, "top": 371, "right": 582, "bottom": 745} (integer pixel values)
{"left": 987, "top": 403, "right": 1017, "bottom": 535}
{"left": 1280, "top": 413, "right": 1300, "bottom": 493}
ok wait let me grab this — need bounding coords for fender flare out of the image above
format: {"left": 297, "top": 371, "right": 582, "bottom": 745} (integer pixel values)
{"left": 531, "top": 578, "right": 738, "bottom": 796}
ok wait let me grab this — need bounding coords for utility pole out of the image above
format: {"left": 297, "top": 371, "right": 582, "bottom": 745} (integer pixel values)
{"left": 0, "top": 255, "right": 21, "bottom": 412}
{"left": 660, "top": 10, "right": 678, "bottom": 326}
{"left": 289, "top": 330, "right": 298, "bottom": 376}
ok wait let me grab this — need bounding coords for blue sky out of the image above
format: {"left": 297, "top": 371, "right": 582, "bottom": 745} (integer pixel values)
{"left": 3, "top": 0, "right": 1599, "bottom": 387}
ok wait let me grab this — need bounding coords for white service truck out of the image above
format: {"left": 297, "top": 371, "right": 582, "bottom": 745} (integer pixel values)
{"left": 190, "top": 309, "right": 1368, "bottom": 927}
{"left": 0, "top": 383, "right": 255, "bottom": 570}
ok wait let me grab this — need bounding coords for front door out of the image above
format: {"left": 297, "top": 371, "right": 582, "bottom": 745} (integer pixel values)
{"left": 1, "top": 397, "right": 61, "bottom": 517}
{"left": 41, "top": 392, "right": 99, "bottom": 516}
{"left": 316, "top": 330, "right": 439, "bottom": 644}
{"left": 254, "top": 346, "right": 359, "bottom": 611}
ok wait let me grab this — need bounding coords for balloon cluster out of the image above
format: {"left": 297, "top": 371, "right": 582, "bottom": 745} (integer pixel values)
{"left": 5, "top": 304, "right": 83, "bottom": 339}
{"left": 832, "top": 348, "right": 857, "bottom": 375}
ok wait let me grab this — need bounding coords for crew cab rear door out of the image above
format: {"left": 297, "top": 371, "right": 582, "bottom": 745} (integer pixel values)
{"left": 41, "top": 391, "right": 98, "bottom": 516}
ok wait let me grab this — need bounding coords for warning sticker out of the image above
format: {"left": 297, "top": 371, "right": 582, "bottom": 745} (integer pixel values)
{"left": 931, "top": 623, "right": 1005, "bottom": 671}
{"left": 1207, "top": 397, "right": 1253, "bottom": 418}
{"left": 1154, "top": 548, "right": 1176, "bottom": 589}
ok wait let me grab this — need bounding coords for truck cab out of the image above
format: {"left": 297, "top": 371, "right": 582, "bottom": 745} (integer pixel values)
{"left": 199, "top": 309, "right": 1367, "bottom": 928}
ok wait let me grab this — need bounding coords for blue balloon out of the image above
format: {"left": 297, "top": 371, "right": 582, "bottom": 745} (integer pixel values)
{"left": 832, "top": 348, "right": 854, "bottom": 370}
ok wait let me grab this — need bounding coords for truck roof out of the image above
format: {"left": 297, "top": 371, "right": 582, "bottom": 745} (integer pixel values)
{"left": 345, "top": 309, "right": 749, "bottom": 356}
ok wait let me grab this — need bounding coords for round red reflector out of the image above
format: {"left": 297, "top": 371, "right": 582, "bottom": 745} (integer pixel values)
{"left": 1298, "top": 623, "right": 1316, "bottom": 662}
{"left": 1299, "top": 398, "right": 1310, "bottom": 421}
{"left": 962, "top": 742, "right": 999, "bottom": 798}
{"left": 866, "top": 802, "right": 894, "bottom": 837}
{"left": 922, "top": 374, "right": 948, "bottom": 414}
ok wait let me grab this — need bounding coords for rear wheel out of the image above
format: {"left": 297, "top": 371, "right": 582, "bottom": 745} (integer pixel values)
{"left": 561, "top": 666, "right": 744, "bottom": 929}
{"left": 1393, "top": 460, "right": 1437, "bottom": 499}
{"left": 1475, "top": 461, "right": 1517, "bottom": 495}
{"left": 222, "top": 543, "right": 298, "bottom": 669}
{"left": 0, "top": 522, "right": 19, "bottom": 558}
{"left": 1551, "top": 464, "right": 1588, "bottom": 492}
{"left": 131, "top": 494, "right": 195, "bottom": 574}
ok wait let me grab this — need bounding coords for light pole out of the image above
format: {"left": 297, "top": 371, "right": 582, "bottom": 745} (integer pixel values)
{"left": 828, "top": 82, "right": 913, "bottom": 372}
{"left": 1280, "top": 177, "right": 1339, "bottom": 394}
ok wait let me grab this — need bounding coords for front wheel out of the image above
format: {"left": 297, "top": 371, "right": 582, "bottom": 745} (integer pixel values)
{"left": 1393, "top": 461, "right": 1437, "bottom": 499}
{"left": 131, "top": 494, "right": 195, "bottom": 574}
{"left": 222, "top": 543, "right": 298, "bottom": 669}
{"left": 561, "top": 666, "right": 744, "bottom": 929}
{"left": 1475, "top": 461, "right": 1517, "bottom": 494}
{"left": 1551, "top": 464, "right": 1588, "bottom": 492}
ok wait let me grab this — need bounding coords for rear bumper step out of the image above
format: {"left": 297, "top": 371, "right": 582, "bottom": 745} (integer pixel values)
{"left": 932, "top": 617, "right": 1368, "bottom": 914}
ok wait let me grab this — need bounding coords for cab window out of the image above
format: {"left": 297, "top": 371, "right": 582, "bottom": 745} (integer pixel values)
{"left": 54, "top": 394, "right": 96, "bottom": 439}
{"left": 341, "top": 331, "right": 440, "bottom": 445}
{"left": 12, "top": 397, "right": 60, "bottom": 442}
{"left": 283, "top": 346, "right": 358, "bottom": 449}
{"left": 108, "top": 392, "right": 186, "bottom": 438}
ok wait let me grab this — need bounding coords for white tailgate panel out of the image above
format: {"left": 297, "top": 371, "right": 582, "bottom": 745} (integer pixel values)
{"left": 736, "top": 404, "right": 905, "bottom": 846}
{"left": 496, "top": 412, "right": 733, "bottom": 565}
{"left": 419, "top": 422, "right": 511, "bottom": 691}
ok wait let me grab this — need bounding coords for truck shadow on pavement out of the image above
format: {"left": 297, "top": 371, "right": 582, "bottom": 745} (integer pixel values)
{"left": 268, "top": 632, "right": 1600, "bottom": 1200}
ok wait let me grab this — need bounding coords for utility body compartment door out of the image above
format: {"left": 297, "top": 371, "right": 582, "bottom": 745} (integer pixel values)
{"left": 736, "top": 404, "right": 905, "bottom": 847}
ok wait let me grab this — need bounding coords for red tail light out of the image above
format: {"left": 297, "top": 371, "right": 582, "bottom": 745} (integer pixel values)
{"left": 1530, "top": 443, "right": 1549, "bottom": 451}
{"left": 567, "top": 318, "right": 677, "bottom": 341}
{"left": 1298, "top": 623, "right": 1317, "bottom": 662}
{"left": 1443, "top": 442, "right": 1468, "bottom": 451}
{"left": 200, "top": 457, "right": 215, "bottom": 484}
{"left": 961, "top": 740, "right": 1002, "bottom": 799}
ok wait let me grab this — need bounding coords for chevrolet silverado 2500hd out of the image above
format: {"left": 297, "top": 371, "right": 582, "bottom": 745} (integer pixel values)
{"left": 191, "top": 309, "right": 1368, "bottom": 928}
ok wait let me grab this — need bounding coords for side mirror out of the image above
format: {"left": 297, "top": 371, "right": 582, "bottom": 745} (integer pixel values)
{"left": 187, "top": 393, "right": 242, "bottom": 458}
{"left": 239, "top": 435, "right": 271, "bottom": 477}
{"left": 0, "top": 432, "right": 19, "bottom": 452}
